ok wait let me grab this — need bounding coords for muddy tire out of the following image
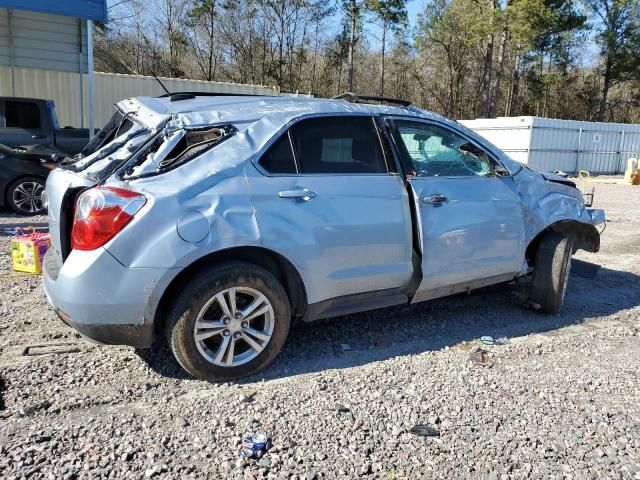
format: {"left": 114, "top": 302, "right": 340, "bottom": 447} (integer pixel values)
{"left": 530, "top": 232, "right": 573, "bottom": 314}
{"left": 165, "top": 261, "right": 291, "bottom": 382}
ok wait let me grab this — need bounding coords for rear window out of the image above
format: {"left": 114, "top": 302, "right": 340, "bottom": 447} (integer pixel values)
{"left": 81, "top": 111, "right": 135, "bottom": 157}
{"left": 121, "top": 125, "right": 236, "bottom": 179}
{"left": 5, "top": 101, "right": 41, "bottom": 129}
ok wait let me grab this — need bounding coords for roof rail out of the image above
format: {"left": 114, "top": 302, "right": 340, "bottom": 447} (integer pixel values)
{"left": 333, "top": 92, "right": 411, "bottom": 107}
{"left": 157, "top": 92, "right": 272, "bottom": 102}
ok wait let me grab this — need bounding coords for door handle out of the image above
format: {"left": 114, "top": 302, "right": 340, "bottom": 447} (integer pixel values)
{"left": 278, "top": 188, "right": 317, "bottom": 201}
{"left": 31, "top": 135, "right": 46, "bottom": 139}
{"left": 422, "top": 194, "right": 448, "bottom": 204}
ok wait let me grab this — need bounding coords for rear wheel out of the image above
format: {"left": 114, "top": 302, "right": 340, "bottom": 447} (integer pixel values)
{"left": 7, "top": 177, "right": 46, "bottom": 215}
{"left": 165, "top": 262, "right": 291, "bottom": 382}
{"left": 530, "top": 232, "right": 573, "bottom": 314}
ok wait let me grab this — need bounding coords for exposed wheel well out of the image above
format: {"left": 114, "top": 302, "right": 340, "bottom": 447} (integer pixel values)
{"left": 153, "top": 246, "right": 307, "bottom": 337}
{"left": 525, "top": 220, "right": 600, "bottom": 267}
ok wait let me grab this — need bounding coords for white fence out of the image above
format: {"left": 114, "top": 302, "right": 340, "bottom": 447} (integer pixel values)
{"left": 0, "top": 66, "right": 279, "bottom": 128}
{"left": 460, "top": 116, "right": 640, "bottom": 174}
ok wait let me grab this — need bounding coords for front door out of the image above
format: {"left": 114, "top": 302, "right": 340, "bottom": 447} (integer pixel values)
{"left": 388, "top": 119, "right": 526, "bottom": 303}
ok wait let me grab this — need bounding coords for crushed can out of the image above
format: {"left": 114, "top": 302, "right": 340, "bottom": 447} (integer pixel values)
{"left": 11, "top": 232, "right": 51, "bottom": 274}
{"left": 239, "top": 433, "right": 272, "bottom": 459}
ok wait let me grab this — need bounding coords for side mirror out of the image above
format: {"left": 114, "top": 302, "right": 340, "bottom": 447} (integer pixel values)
{"left": 493, "top": 164, "right": 510, "bottom": 176}
{"left": 459, "top": 142, "right": 484, "bottom": 156}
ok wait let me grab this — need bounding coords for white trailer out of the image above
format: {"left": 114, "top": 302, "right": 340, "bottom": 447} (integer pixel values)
{"left": 460, "top": 116, "right": 640, "bottom": 174}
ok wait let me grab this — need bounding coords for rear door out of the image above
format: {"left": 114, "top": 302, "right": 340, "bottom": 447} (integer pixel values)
{"left": 0, "top": 99, "right": 50, "bottom": 147}
{"left": 248, "top": 115, "right": 414, "bottom": 306}
{"left": 388, "top": 119, "right": 526, "bottom": 302}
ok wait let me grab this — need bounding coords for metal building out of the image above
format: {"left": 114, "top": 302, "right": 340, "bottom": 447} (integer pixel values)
{"left": 0, "top": 0, "right": 106, "bottom": 135}
{"left": 460, "top": 116, "right": 640, "bottom": 174}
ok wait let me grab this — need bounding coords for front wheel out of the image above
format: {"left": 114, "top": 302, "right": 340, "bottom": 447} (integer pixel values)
{"left": 530, "top": 232, "right": 573, "bottom": 314}
{"left": 165, "top": 262, "right": 291, "bottom": 382}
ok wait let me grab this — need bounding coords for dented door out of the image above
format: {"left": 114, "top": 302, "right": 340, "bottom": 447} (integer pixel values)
{"left": 387, "top": 118, "right": 526, "bottom": 303}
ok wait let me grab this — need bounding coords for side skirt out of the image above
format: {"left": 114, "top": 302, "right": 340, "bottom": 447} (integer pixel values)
{"left": 303, "top": 287, "right": 408, "bottom": 323}
{"left": 411, "top": 273, "right": 519, "bottom": 303}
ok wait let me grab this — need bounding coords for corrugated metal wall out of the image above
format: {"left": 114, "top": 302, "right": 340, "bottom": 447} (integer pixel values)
{"left": 0, "top": 66, "right": 279, "bottom": 128}
{"left": 461, "top": 116, "right": 640, "bottom": 174}
{"left": 460, "top": 117, "right": 533, "bottom": 165}
{"left": 0, "top": 8, "right": 87, "bottom": 73}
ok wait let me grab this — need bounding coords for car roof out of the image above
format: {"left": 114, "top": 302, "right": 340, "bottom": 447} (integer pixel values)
{"left": 118, "top": 94, "right": 524, "bottom": 176}
{"left": 130, "top": 94, "right": 447, "bottom": 126}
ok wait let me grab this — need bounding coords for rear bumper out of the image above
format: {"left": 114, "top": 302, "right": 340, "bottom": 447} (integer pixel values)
{"left": 43, "top": 248, "right": 173, "bottom": 348}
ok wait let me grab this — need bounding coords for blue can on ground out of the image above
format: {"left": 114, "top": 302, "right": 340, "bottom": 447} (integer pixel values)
{"left": 239, "top": 433, "right": 272, "bottom": 459}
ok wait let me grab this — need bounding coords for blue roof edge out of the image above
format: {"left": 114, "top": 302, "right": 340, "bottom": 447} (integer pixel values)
{"left": 0, "top": 0, "right": 107, "bottom": 21}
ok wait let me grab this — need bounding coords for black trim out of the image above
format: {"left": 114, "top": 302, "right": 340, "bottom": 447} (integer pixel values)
{"left": 59, "top": 186, "right": 86, "bottom": 261}
{"left": 158, "top": 92, "right": 266, "bottom": 99}
{"left": 55, "top": 309, "right": 154, "bottom": 348}
{"left": 333, "top": 92, "right": 411, "bottom": 107}
{"left": 303, "top": 288, "right": 408, "bottom": 322}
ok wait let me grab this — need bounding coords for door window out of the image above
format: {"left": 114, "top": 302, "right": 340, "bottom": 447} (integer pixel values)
{"left": 258, "top": 133, "right": 297, "bottom": 174}
{"left": 392, "top": 121, "right": 492, "bottom": 177}
{"left": 5, "top": 101, "right": 41, "bottom": 129}
{"left": 290, "top": 117, "right": 387, "bottom": 174}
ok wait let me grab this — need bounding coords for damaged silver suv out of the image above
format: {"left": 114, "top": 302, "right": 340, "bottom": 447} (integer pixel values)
{"left": 43, "top": 93, "right": 605, "bottom": 382}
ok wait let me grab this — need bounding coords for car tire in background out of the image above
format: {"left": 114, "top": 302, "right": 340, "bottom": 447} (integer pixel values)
{"left": 6, "top": 176, "right": 47, "bottom": 215}
{"left": 166, "top": 261, "right": 291, "bottom": 382}
{"left": 530, "top": 232, "right": 574, "bottom": 314}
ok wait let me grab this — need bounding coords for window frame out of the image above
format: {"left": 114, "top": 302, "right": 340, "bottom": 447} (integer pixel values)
{"left": 4, "top": 100, "right": 43, "bottom": 130}
{"left": 254, "top": 113, "right": 393, "bottom": 177}
{"left": 385, "top": 117, "right": 510, "bottom": 179}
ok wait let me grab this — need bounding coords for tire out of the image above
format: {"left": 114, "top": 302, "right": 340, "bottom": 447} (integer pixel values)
{"left": 165, "top": 261, "right": 291, "bottom": 382}
{"left": 530, "top": 232, "right": 573, "bottom": 314}
{"left": 6, "top": 176, "right": 46, "bottom": 215}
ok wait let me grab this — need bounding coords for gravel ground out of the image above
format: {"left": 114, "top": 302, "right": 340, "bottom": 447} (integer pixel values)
{"left": 0, "top": 181, "right": 639, "bottom": 479}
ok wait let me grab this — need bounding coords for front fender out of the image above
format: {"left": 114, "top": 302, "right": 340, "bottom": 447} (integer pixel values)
{"left": 513, "top": 167, "right": 605, "bottom": 255}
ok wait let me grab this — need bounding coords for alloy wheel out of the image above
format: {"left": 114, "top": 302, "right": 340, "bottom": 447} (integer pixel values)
{"left": 193, "top": 286, "right": 275, "bottom": 367}
{"left": 12, "top": 181, "right": 45, "bottom": 214}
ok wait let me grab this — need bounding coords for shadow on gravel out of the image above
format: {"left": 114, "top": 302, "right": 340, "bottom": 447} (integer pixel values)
{"left": 135, "top": 342, "right": 193, "bottom": 380}
{"left": 137, "top": 264, "right": 640, "bottom": 382}
{"left": 0, "top": 373, "right": 6, "bottom": 410}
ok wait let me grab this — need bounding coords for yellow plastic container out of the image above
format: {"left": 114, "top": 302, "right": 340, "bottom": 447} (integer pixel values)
{"left": 11, "top": 232, "right": 51, "bottom": 274}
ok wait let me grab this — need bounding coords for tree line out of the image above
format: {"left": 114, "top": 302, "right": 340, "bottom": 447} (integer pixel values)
{"left": 97, "top": 0, "right": 640, "bottom": 122}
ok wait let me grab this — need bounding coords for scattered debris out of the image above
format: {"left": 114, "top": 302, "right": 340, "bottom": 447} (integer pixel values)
{"left": 22, "top": 342, "right": 81, "bottom": 356}
{"left": 498, "top": 387, "right": 512, "bottom": 400}
{"left": 241, "top": 388, "right": 257, "bottom": 403}
{"left": 454, "top": 341, "right": 476, "bottom": 352}
{"left": 409, "top": 424, "right": 440, "bottom": 438}
{"left": 480, "top": 335, "right": 510, "bottom": 346}
{"left": 469, "top": 348, "right": 494, "bottom": 367}
{"left": 239, "top": 433, "right": 272, "bottom": 459}
{"left": 334, "top": 403, "right": 350, "bottom": 413}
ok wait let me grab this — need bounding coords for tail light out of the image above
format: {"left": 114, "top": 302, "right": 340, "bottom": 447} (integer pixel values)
{"left": 71, "top": 187, "right": 146, "bottom": 251}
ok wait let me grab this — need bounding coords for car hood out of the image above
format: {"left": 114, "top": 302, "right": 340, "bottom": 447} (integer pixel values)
{"left": 525, "top": 165, "right": 577, "bottom": 187}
